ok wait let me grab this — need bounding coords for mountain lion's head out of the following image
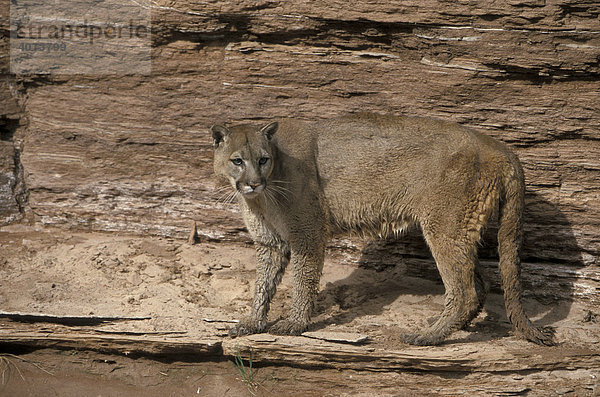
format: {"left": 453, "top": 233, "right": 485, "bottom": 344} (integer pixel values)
{"left": 211, "top": 122, "right": 278, "bottom": 200}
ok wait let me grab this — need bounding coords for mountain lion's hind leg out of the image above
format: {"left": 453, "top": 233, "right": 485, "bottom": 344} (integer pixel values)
{"left": 471, "top": 259, "right": 490, "bottom": 325}
{"left": 403, "top": 232, "right": 481, "bottom": 345}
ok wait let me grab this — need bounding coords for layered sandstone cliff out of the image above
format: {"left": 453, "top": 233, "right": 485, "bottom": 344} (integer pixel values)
{"left": 1, "top": 1, "right": 598, "bottom": 301}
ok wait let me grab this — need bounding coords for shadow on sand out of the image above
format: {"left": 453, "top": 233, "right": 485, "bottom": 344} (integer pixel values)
{"left": 313, "top": 192, "right": 586, "bottom": 341}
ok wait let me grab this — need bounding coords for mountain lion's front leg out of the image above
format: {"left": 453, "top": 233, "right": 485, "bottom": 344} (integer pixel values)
{"left": 229, "top": 241, "right": 290, "bottom": 337}
{"left": 269, "top": 241, "right": 325, "bottom": 335}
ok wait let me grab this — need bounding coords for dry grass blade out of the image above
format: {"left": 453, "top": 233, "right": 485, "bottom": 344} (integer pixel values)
{"left": 233, "top": 345, "right": 258, "bottom": 396}
{"left": 0, "top": 355, "right": 25, "bottom": 385}
{"left": 0, "top": 353, "right": 54, "bottom": 386}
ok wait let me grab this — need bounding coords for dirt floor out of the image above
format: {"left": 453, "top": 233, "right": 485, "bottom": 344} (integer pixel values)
{"left": 0, "top": 223, "right": 598, "bottom": 396}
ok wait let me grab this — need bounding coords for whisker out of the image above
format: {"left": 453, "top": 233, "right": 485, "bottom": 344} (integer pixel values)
{"left": 226, "top": 191, "right": 240, "bottom": 204}
{"left": 213, "top": 184, "right": 232, "bottom": 193}
{"left": 216, "top": 189, "right": 235, "bottom": 204}
{"left": 270, "top": 181, "right": 292, "bottom": 188}
{"left": 264, "top": 188, "right": 278, "bottom": 207}
{"left": 263, "top": 190, "right": 272, "bottom": 206}
{"left": 217, "top": 188, "right": 239, "bottom": 205}
{"left": 272, "top": 185, "right": 293, "bottom": 195}
{"left": 215, "top": 190, "right": 231, "bottom": 200}
{"left": 268, "top": 185, "right": 291, "bottom": 200}
{"left": 213, "top": 185, "right": 232, "bottom": 192}
{"left": 269, "top": 181, "right": 293, "bottom": 193}
{"left": 213, "top": 185, "right": 235, "bottom": 202}
{"left": 266, "top": 186, "right": 288, "bottom": 205}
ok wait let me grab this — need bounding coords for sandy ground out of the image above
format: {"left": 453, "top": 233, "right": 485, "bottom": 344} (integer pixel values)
{"left": 0, "top": 223, "right": 598, "bottom": 396}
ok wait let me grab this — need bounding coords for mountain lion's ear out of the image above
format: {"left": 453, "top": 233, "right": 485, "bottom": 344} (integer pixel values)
{"left": 211, "top": 125, "right": 231, "bottom": 147}
{"left": 260, "top": 121, "right": 278, "bottom": 141}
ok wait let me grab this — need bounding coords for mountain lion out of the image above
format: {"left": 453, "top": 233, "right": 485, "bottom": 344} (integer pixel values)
{"left": 211, "top": 113, "right": 554, "bottom": 346}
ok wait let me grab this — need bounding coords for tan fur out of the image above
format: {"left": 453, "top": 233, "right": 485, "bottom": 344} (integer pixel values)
{"left": 211, "top": 113, "right": 554, "bottom": 346}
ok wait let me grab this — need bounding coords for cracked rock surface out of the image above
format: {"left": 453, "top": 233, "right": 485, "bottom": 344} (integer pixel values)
{"left": 0, "top": 2, "right": 598, "bottom": 300}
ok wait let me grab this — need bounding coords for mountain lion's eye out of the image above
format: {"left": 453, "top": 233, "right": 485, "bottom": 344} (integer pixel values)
{"left": 259, "top": 157, "right": 269, "bottom": 165}
{"left": 231, "top": 158, "right": 243, "bottom": 166}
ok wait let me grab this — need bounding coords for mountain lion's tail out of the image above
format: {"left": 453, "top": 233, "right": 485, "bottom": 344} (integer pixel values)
{"left": 498, "top": 160, "right": 555, "bottom": 346}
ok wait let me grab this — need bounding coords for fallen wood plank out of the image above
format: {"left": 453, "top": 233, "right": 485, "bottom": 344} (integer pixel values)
{"left": 0, "top": 330, "right": 221, "bottom": 356}
{"left": 0, "top": 311, "right": 151, "bottom": 326}
{"left": 0, "top": 326, "right": 598, "bottom": 375}
{"left": 223, "top": 336, "right": 600, "bottom": 374}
